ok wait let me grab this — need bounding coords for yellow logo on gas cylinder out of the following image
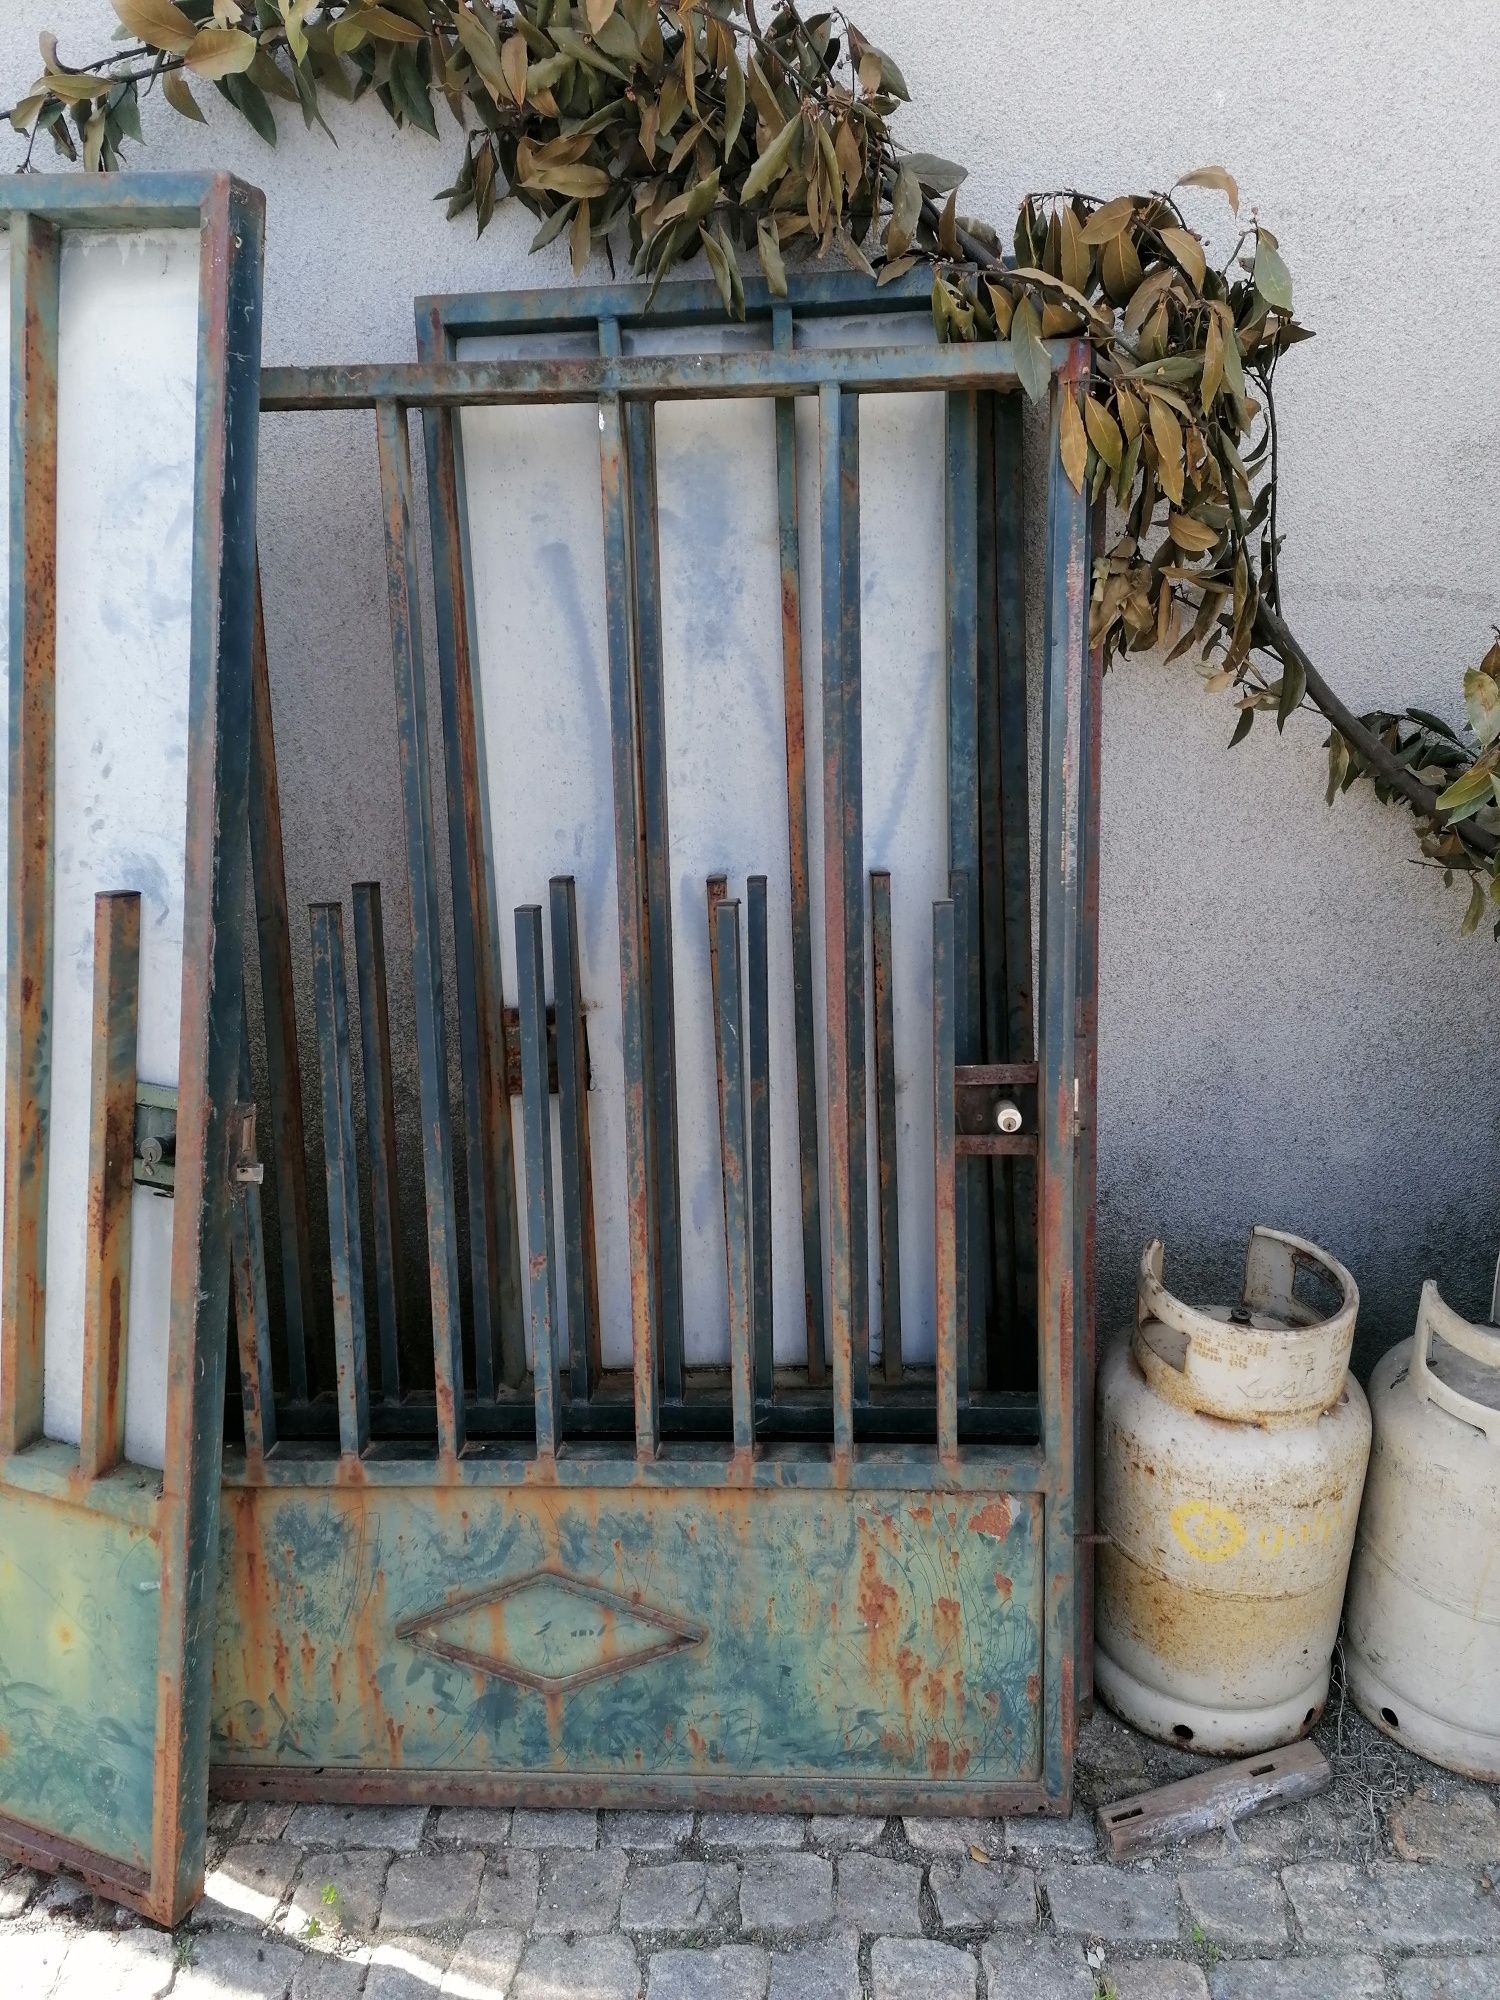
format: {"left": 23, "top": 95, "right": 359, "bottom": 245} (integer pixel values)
{"left": 1170, "top": 1501, "right": 1247, "bottom": 1562}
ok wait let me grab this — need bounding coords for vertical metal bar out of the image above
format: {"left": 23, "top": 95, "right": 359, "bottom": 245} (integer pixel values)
{"left": 515, "top": 904, "right": 560, "bottom": 1459}
{"left": 77, "top": 891, "right": 139, "bottom": 1481}
{"left": 817, "top": 383, "right": 854, "bottom": 1462}
{"left": 550, "top": 875, "right": 601, "bottom": 1408}
{"left": 352, "top": 882, "right": 403, "bottom": 1403}
{"left": 623, "top": 391, "right": 685, "bottom": 1406}
{"left": 946, "top": 390, "right": 985, "bottom": 1397}
{"left": 706, "top": 870, "right": 728, "bottom": 1246}
{"left": 231, "top": 1010, "right": 276, "bottom": 1471}
{"left": 310, "top": 903, "right": 370, "bottom": 1463}
{"left": 1075, "top": 496, "right": 1106, "bottom": 1715}
{"left": 950, "top": 864, "right": 973, "bottom": 1411}
{"left": 870, "top": 871, "right": 902, "bottom": 1385}
{"left": 596, "top": 383, "right": 658, "bottom": 1461}
{"left": 746, "top": 874, "right": 773, "bottom": 1410}
{"left": 1, "top": 213, "right": 59, "bottom": 1457}
{"left": 770, "top": 305, "right": 826, "bottom": 1386}
{"left": 839, "top": 390, "right": 870, "bottom": 1410}
{"left": 374, "top": 398, "right": 465, "bottom": 1464}
{"left": 933, "top": 898, "right": 958, "bottom": 1463}
{"left": 417, "top": 353, "right": 523, "bottom": 1395}
{"left": 1039, "top": 350, "right": 1090, "bottom": 1797}
{"left": 995, "top": 392, "right": 1038, "bottom": 1369}
{"left": 249, "top": 565, "right": 315, "bottom": 1403}
{"left": 713, "top": 898, "right": 754, "bottom": 1454}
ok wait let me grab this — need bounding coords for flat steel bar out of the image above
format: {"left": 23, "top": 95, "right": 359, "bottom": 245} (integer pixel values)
{"left": 712, "top": 899, "right": 754, "bottom": 1454}
{"left": 746, "top": 874, "right": 773, "bottom": 1410}
{"left": 77, "top": 891, "right": 139, "bottom": 1481}
{"left": 870, "top": 871, "right": 903, "bottom": 1386}
{"left": 597, "top": 387, "right": 659, "bottom": 1460}
{"left": 706, "top": 873, "right": 730, "bottom": 1277}
{"left": 950, "top": 866, "right": 973, "bottom": 1409}
{"left": 374, "top": 398, "right": 466, "bottom": 1464}
{"left": 231, "top": 1011, "right": 276, "bottom": 1470}
{"left": 817, "top": 383, "right": 855, "bottom": 1462}
{"left": 947, "top": 393, "right": 986, "bottom": 1396}
{"left": 1038, "top": 345, "right": 1091, "bottom": 1798}
{"left": 414, "top": 348, "right": 521, "bottom": 1397}
{"left": 249, "top": 565, "right": 315, "bottom": 1402}
{"left": 994, "top": 390, "right": 1038, "bottom": 1377}
{"left": 550, "top": 876, "right": 602, "bottom": 1406}
{"left": 515, "top": 905, "right": 561, "bottom": 1459}
{"left": 839, "top": 391, "right": 870, "bottom": 1410}
{"left": 623, "top": 390, "right": 685, "bottom": 1405}
{"left": 352, "top": 883, "right": 403, "bottom": 1403}
{"left": 310, "top": 904, "right": 370, "bottom": 1463}
{"left": 771, "top": 304, "right": 826, "bottom": 1385}
{"left": 260, "top": 344, "right": 1039, "bottom": 412}
{"left": 933, "top": 897, "right": 958, "bottom": 1463}
{"left": 1, "top": 212, "right": 59, "bottom": 1456}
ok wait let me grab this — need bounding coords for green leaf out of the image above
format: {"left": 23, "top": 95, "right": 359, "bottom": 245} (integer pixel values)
{"left": 1461, "top": 875, "right": 1486, "bottom": 934}
{"left": 1058, "top": 389, "right": 1087, "bottom": 493}
{"left": 1082, "top": 395, "right": 1122, "bottom": 472}
{"left": 900, "top": 151, "right": 967, "bottom": 193}
{"left": 1159, "top": 225, "right": 1206, "bottom": 290}
{"left": 1009, "top": 294, "right": 1049, "bottom": 405}
{"left": 1080, "top": 195, "right": 1134, "bottom": 243}
{"left": 722, "top": 46, "right": 745, "bottom": 157}
{"left": 741, "top": 109, "right": 800, "bottom": 202}
{"left": 1436, "top": 764, "right": 1496, "bottom": 816}
{"left": 162, "top": 69, "right": 206, "bottom": 121}
{"left": 756, "top": 215, "right": 787, "bottom": 296}
{"left": 1326, "top": 730, "right": 1350, "bottom": 805}
{"left": 886, "top": 162, "right": 922, "bottom": 260}
{"left": 529, "top": 196, "right": 577, "bottom": 252}
{"left": 1229, "top": 706, "right": 1254, "bottom": 747}
{"left": 1252, "top": 234, "right": 1293, "bottom": 312}
{"left": 217, "top": 70, "right": 276, "bottom": 145}
{"left": 1464, "top": 668, "right": 1500, "bottom": 748}
{"left": 1276, "top": 657, "right": 1306, "bottom": 731}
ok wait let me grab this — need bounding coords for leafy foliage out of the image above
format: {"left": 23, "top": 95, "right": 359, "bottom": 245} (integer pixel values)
{"left": 7, "top": 0, "right": 1498, "bottom": 929}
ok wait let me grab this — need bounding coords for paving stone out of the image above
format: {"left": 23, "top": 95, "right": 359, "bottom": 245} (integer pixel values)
{"left": 241, "top": 1804, "right": 298, "bottom": 1843}
{"left": 433, "top": 1809, "right": 513, "bottom": 1849}
{"left": 533, "top": 1848, "right": 628, "bottom": 1934}
{"left": 440, "top": 1928, "right": 526, "bottom": 1997}
{"left": 603, "top": 1812, "right": 695, "bottom": 1851}
{"left": 766, "top": 1932, "right": 861, "bottom": 2000}
{"left": 646, "top": 1943, "right": 770, "bottom": 2000}
{"left": 284, "top": 1848, "right": 390, "bottom": 1942}
{"left": 832, "top": 1853, "right": 922, "bottom": 1934}
{"left": 50, "top": 1928, "right": 176, "bottom": 2000}
{"left": 36, "top": 1874, "right": 93, "bottom": 1917}
{"left": 1105, "top": 1964, "right": 1209, "bottom": 2000}
{"left": 1180, "top": 1868, "right": 1290, "bottom": 1951}
{"left": 1004, "top": 1813, "right": 1099, "bottom": 1861}
{"left": 175, "top": 1931, "right": 305, "bottom": 1999}
{"left": 1227, "top": 1807, "right": 1314, "bottom": 1866}
{"left": 193, "top": 1842, "right": 303, "bottom": 1930}
{"left": 620, "top": 1860, "right": 738, "bottom": 1932}
{"left": 292, "top": 1958, "right": 369, "bottom": 2000}
{"left": 1394, "top": 1959, "right": 1500, "bottom": 2000}
{"left": 512, "top": 1934, "right": 642, "bottom": 2000}
{"left": 509, "top": 1809, "right": 599, "bottom": 1850}
{"left": 871, "top": 1937, "right": 977, "bottom": 2000}
{"left": 1207, "top": 1960, "right": 1386, "bottom": 2000}
{"left": 1045, "top": 1863, "right": 1180, "bottom": 1942}
{"left": 809, "top": 1816, "right": 885, "bottom": 1849}
{"left": 475, "top": 1851, "right": 540, "bottom": 1928}
{"left": 0, "top": 1927, "right": 72, "bottom": 2000}
{"left": 0, "top": 1864, "right": 42, "bottom": 1918}
{"left": 700, "top": 1813, "right": 806, "bottom": 1850}
{"left": 1388, "top": 1787, "right": 1500, "bottom": 1868}
{"left": 980, "top": 1936, "right": 1096, "bottom": 2000}
{"left": 364, "top": 1934, "right": 453, "bottom": 2000}
{"left": 900, "top": 1815, "right": 1003, "bottom": 1856}
{"left": 929, "top": 1856, "right": 1037, "bottom": 1929}
{"left": 1283, "top": 1860, "right": 1500, "bottom": 1951}
{"left": 209, "top": 1800, "right": 245, "bottom": 1838}
{"left": 288, "top": 1807, "right": 429, "bottom": 1855}
{"left": 380, "top": 1851, "right": 484, "bottom": 1932}
{"left": 739, "top": 1853, "right": 834, "bottom": 1934}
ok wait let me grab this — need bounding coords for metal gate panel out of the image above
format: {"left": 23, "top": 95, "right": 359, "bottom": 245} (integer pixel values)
{"left": 219, "top": 322, "right": 1089, "bottom": 1812}
{"left": 0, "top": 174, "right": 263, "bottom": 1924}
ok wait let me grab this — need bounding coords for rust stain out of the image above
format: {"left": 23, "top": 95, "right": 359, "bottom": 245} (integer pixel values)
{"left": 927, "top": 1738, "right": 951, "bottom": 1777}
{"left": 933, "top": 1596, "right": 961, "bottom": 1649}
{"left": 993, "top": 1571, "right": 1013, "bottom": 1602}
{"left": 971, "top": 1498, "right": 1014, "bottom": 1541}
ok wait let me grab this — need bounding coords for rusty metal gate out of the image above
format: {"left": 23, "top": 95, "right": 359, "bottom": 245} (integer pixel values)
{"left": 212, "top": 272, "right": 1097, "bottom": 1816}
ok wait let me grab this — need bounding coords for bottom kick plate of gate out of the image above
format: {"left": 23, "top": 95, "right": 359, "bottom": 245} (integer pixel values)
{"left": 210, "top": 1482, "right": 1049, "bottom": 1805}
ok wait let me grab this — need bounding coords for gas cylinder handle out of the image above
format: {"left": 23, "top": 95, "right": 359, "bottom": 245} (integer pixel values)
{"left": 1412, "top": 1281, "right": 1500, "bottom": 1444}
{"left": 1136, "top": 1228, "right": 1357, "bottom": 1345}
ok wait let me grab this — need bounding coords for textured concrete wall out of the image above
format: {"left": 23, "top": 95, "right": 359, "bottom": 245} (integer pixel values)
{"left": 5, "top": 2, "right": 1496, "bottom": 1379}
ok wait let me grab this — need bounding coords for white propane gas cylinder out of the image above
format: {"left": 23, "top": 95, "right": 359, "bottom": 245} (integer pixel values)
{"left": 1345, "top": 1281, "right": 1500, "bottom": 1781}
{"left": 1095, "top": 1228, "right": 1372, "bottom": 1755}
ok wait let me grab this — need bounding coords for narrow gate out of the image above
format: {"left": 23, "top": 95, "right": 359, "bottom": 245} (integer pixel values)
{"left": 214, "top": 276, "right": 1095, "bottom": 1811}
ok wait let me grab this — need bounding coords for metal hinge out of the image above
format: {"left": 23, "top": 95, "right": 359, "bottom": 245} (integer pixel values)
{"left": 232, "top": 1102, "right": 264, "bottom": 1186}
{"left": 133, "top": 1083, "right": 177, "bottom": 1195}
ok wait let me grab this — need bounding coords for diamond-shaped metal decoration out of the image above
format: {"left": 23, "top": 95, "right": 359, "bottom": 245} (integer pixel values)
{"left": 394, "top": 1568, "right": 707, "bottom": 1694}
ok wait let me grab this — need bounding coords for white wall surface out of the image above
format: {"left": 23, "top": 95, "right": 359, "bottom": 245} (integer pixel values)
{"left": 4, "top": 2, "right": 1496, "bottom": 1379}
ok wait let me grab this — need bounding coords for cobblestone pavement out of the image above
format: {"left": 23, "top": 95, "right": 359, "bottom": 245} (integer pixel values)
{"left": 2, "top": 1701, "right": 1496, "bottom": 1999}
